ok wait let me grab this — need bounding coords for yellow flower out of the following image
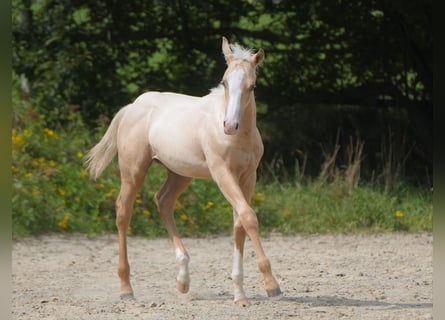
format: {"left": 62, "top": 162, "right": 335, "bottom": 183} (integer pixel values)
{"left": 32, "top": 186, "right": 41, "bottom": 196}
{"left": 204, "top": 201, "right": 214, "bottom": 209}
{"left": 283, "top": 209, "right": 292, "bottom": 217}
{"left": 143, "top": 209, "right": 151, "bottom": 217}
{"left": 25, "top": 172, "right": 33, "bottom": 178}
{"left": 12, "top": 129, "right": 23, "bottom": 146}
{"left": 43, "top": 128, "right": 57, "bottom": 139}
{"left": 395, "top": 210, "right": 404, "bottom": 218}
{"left": 13, "top": 135, "right": 23, "bottom": 145}
{"left": 175, "top": 199, "right": 184, "bottom": 210}
{"left": 179, "top": 214, "right": 188, "bottom": 221}
{"left": 106, "top": 188, "right": 117, "bottom": 198}
{"left": 57, "top": 188, "right": 66, "bottom": 196}
{"left": 135, "top": 199, "right": 142, "bottom": 204}
{"left": 76, "top": 151, "right": 84, "bottom": 159}
{"left": 252, "top": 192, "right": 265, "bottom": 203}
{"left": 80, "top": 169, "right": 89, "bottom": 179}
{"left": 58, "top": 214, "right": 70, "bottom": 229}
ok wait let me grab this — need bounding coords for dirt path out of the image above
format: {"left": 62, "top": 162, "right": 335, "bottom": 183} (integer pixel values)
{"left": 12, "top": 233, "right": 432, "bottom": 319}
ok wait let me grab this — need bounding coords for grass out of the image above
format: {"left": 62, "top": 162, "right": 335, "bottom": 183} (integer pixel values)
{"left": 12, "top": 93, "right": 432, "bottom": 237}
{"left": 255, "top": 180, "right": 431, "bottom": 234}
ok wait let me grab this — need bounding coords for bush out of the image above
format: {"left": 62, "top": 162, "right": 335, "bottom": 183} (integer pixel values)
{"left": 12, "top": 89, "right": 432, "bottom": 237}
{"left": 12, "top": 92, "right": 112, "bottom": 235}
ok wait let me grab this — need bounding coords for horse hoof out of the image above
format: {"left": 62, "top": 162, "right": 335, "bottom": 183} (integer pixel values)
{"left": 176, "top": 281, "right": 190, "bottom": 294}
{"left": 120, "top": 293, "right": 135, "bottom": 301}
{"left": 234, "top": 298, "right": 250, "bottom": 307}
{"left": 266, "top": 287, "right": 283, "bottom": 299}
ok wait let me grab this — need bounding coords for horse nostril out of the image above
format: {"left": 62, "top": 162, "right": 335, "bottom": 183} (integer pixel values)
{"left": 235, "top": 123, "right": 239, "bottom": 130}
{"left": 223, "top": 120, "right": 226, "bottom": 126}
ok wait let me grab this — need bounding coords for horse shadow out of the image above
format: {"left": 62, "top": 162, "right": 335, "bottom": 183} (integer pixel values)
{"left": 252, "top": 294, "right": 432, "bottom": 310}
{"left": 190, "top": 291, "right": 431, "bottom": 310}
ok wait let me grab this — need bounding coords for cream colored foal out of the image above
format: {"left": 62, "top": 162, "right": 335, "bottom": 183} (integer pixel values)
{"left": 85, "top": 37, "right": 282, "bottom": 306}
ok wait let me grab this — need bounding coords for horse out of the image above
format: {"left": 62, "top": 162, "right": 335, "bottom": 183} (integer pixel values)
{"left": 84, "top": 37, "right": 282, "bottom": 306}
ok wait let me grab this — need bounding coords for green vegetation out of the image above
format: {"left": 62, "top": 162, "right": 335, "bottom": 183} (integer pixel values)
{"left": 13, "top": 0, "right": 432, "bottom": 186}
{"left": 12, "top": 88, "right": 432, "bottom": 237}
{"left": 12, "top": 1, "right": 432, "bottom": 237}
{"left": 256, "top": 181, "right": 431, "bottom": 234}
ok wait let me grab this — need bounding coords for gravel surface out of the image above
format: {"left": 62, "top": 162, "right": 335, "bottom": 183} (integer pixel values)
{"left": 12, "top": 233, "right": 433, "bottom": 319}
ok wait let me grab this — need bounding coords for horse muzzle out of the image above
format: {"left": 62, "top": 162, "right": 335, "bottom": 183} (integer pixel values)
{"left": 223, "top": 120, "right": 239, "bottom": 135}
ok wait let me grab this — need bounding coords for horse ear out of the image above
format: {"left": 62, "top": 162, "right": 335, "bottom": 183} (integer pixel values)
{"left": 252, "top": 48, "right": 265, "bottom": 66}
{"left": 222, "top": 36, "right": 232, "bottom": 63}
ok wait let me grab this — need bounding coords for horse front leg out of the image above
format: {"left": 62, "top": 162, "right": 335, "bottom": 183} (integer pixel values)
{"left": 154, "top": 171, "right": 192, "bottom": 293}
{"left": 213, "top": 168, "right": 282, "bottom": 303}
{"left": 237, "top": 201, "right": 282, "bottom": 299}
{"left": 232, "top": 215, "right": 249, "bottom": 306}
{"left": 243, "top": 207, "right": 282, "bottom": 299}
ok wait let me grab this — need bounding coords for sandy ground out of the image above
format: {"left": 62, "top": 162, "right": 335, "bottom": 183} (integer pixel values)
{"left": 12, "top": 233, "right": 432, "bottom": 319}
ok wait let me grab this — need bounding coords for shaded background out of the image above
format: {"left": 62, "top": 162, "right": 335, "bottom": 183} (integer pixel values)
{"left": 12, "top": 0, "right": 432, "bottom": 187}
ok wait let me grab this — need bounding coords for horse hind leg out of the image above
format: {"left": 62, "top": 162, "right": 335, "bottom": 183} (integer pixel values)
{"left": 154, "top": 170, "right": 192, "bottom": 293}
{"left": 115, "top": 149, "right": 152, "bottom": 300}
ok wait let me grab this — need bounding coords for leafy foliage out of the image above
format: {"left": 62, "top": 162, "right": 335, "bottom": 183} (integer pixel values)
{"left": 12, "top": 0, "right": 432, "bottom": 186}
{"left": 12, "top": 81, "right": 431, "bottom": 237}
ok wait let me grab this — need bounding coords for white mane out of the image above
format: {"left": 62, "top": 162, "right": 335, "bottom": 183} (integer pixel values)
{"left": 230, "top": 43, "right": 255, "bottom": 61}
{"left": 209, "top": 83, "right": 224, "bottom": 94}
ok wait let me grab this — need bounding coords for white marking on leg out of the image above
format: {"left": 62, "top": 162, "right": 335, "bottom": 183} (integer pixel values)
{"left": 175, "top": 247, "right": 190, "bottom": 286}
{"left": 232, "top": 247, "right": 247, "bottom": 302}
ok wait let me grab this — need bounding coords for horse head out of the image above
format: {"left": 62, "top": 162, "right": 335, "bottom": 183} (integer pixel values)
{"left": 221, "top": 37, "right": 264, "bottom": 135}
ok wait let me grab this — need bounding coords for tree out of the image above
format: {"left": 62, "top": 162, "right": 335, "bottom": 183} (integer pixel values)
{"left": 12, "top": 0, "right": 432, "bottom": 186}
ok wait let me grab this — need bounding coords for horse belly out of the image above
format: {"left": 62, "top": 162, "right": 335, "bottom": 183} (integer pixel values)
{"left": 149, "top": 129, "right": 211, "bottom": 178}
{"left": 143, "top": 97, "right": 215, "bottom": 178}
{"left": 155, "top": 152, "right": 211, "bottom": 178}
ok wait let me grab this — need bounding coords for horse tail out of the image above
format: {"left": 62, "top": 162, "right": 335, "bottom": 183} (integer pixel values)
{"left": 84, "top": 106, "right": 127, "bottom": 180}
